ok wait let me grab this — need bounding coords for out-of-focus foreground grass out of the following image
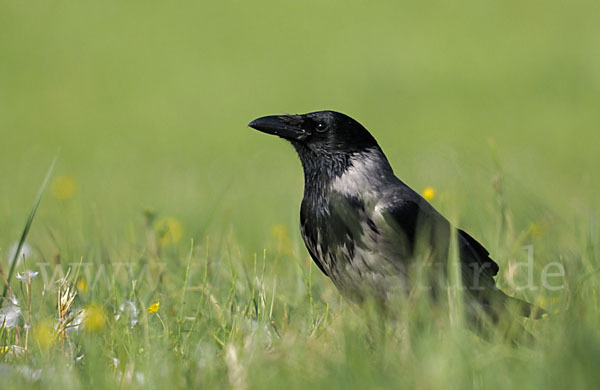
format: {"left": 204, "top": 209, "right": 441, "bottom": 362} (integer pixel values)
{"left": 1, "top": 1, "right": 599, "bottom": 388}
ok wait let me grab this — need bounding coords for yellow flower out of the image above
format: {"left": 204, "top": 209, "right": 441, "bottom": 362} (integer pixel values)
{"left": 83, "top": 304, "right": 107, "bottom": 332}
{"left": 272, "top": 224, "right": 294, "bottom": 254}
{"left": 0, "top": 345, "right": 25, "bottom": 357}
{"left": 422, "top": 187, "right": 436, "bottom": 201}
{"left": 155, "top": 217, "right": 183, "bottom": 246}
{"left": 529, "top": 222, "right": 542, "bottom": 237}
{"left": 52, "top": 176, "right": 77, "bottom": 201}
{"left": 536, "top": 296, "right": 548, "bottom": 309}
{"left": 33, "top": 319, "right": 56, "bottom": 349}
{"left": 146, "top": 302, "right": 160, "bottom": 314}
{"left": 77, "top": 278, "right": 89, "bottom": 294}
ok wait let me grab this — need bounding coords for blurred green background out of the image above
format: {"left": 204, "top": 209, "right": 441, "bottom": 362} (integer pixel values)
{"left": 2, "top": 1, "right": 599, "bottom": 253}
{"left": 1, "top": 0, "right": 599, "bottom": 275}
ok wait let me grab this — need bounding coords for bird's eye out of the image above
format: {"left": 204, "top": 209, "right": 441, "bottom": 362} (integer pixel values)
{"left": 315, "top": 121, "right": 328, "bottom": 132}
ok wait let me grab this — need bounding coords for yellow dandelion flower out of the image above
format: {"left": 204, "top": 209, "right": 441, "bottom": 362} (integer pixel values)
{"left": 52, "top": 176, "right": 77, "bottom": 201}
{"left": 83, "top": 304, "right": 107, "bottom": 332}
{"left": 422, "top": 187, "right": 436, "bottom": 201}
{"left": 146, "top": 302, "right": 160, "bottom": 314}
{"left": 271, "top": 224, "right": 294, "bottom": 254}
{"left": 529, "top": 222, "right": 542, "bottom": 237}
{"left": 536, "top": 296, "right": 548, "bottom": 309}
{"left": 77, "top": 278, "right": 89, "bottom": 294}
{"left": 0, "top": 345, "right": 25, "bottom": 358}
{"left": 33, "top": 319, "right": 56, "bottom": 349}
{"left": 155, "top": 217, "right": 183, "bottom": 246}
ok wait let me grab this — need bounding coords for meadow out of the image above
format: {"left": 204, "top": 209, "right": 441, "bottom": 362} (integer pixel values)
{"left": 1, "top": 1, "right": 599, "bottom": 388}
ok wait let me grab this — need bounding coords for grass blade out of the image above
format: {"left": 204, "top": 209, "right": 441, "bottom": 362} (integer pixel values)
{"left": 0, "top": 158, "right": 56, "bottom": 309}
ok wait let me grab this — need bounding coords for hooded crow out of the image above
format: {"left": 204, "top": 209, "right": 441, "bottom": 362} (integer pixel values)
{"left": 249, "top": 110, "right": 539, "bottom": 320}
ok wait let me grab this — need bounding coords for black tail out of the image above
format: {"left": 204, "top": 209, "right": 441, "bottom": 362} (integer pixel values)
{"left": 502, "top": 293, "right": 546, "bottom": 319}
{"left": 468, "top": 290, "right": 545, "bottom": 344}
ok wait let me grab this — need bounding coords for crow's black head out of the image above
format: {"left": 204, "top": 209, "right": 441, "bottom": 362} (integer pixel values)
{"left": 249, "top": 111, "right": 379, "bottom": 155}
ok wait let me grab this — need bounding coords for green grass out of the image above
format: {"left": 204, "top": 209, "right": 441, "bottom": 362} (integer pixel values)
{"left": 1, "top": 1, "right": 599, "bottom": 388}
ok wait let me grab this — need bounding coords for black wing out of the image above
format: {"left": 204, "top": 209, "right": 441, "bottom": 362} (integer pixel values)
{"left": 380, "top": 198, "right": 423, "bottom": 255}
{"left": 380, "top": 193, "right": 499, "bottom": 287}
{"left": 457, "top": 229, "right": 499, "bottom": 284}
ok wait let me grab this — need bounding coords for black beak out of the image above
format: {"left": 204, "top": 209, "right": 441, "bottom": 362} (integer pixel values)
{"left": 248, "top": 115, "right": 309, "bottom": 141}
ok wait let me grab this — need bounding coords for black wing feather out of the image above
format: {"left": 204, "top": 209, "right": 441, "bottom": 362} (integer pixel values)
{"left": 381, "top": 194, "right": 500, "bottom": 286}
{"left": 380, "top": 198, "right": 422, "bottom": 254}
{"left": 458, "top": 229, "right": 499, "bottom": 278}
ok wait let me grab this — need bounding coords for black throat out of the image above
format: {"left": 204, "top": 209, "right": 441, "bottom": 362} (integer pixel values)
{"left": 291, "top": 142, "right": 356, "bottom": 203}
